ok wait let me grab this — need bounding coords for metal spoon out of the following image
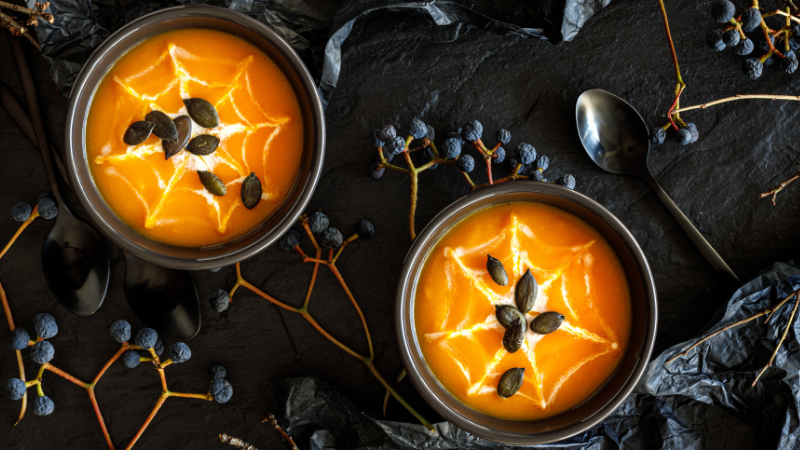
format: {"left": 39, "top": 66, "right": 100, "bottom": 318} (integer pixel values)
{"left": 124, "top": 253, "right": 201, "bottom": 340}
{"left": 8, "top": 34, "right": 111, "bottom": 315}
{"left": 575, "top": 88, "right": 739, "bottom": 284}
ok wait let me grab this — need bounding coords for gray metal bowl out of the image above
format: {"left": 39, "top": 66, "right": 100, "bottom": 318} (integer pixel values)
{"left": 64, "top": 5, "right": 324, "bottom": 270}
{"left": 395, "top": 182, "right": 657, "bottom": 444}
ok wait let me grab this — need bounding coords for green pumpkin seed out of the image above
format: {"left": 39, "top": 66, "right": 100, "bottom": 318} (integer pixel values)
{"left": 530, "top": 311, "right": 565, "bottom": 334}
{"left": 186, "top": 134, "right": 220, "bottom": 156}
{"left": 487, "top": 255, "right": 508, "bottom": 286}
{"left": 502, "top": 317, "right": 526, "bottom": 353}
{"left": 515, "top": 269, "right": 538, "bottom": 314}
{"left": 496, "top": 305, "right": 526, "bottom": 329}
{"left": 197, "top": 171, "right": 227, "bottom": 196}
{"left": 241, "top": 172, "right": 262, "bottom": 210}
{"left": 497, "top": 367, "right": 525, "bottom": 398}
{"left": 123, "top": 121, "right": 155, "bottom": 145}
{"left": 162, "top": 116, "right": 192, "bottom": 159}
{"left": 145, "top": 110, "right": 178, "bottom": 141}
{"left": 183, "top": 98, "right": 219, "bottom": 128}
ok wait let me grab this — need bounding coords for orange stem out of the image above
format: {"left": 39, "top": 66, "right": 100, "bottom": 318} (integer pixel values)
{"left": 0, "top": 207, "right": 38, "bottom": 260}
{"left": 123, "top": 393, "right": 168, "bottom": 450}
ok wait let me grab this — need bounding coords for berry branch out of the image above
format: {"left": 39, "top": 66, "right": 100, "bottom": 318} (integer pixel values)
{"left": 0, "top": 2, "right": 52, "bottom": 51}
{"left": 666, "top": 287, "right": 800, "bottom": 387}
{"left": 369, "top": 119, "right": 576, "bottom": 240}
{"left": 215, "top": 212, "right": 435, "bottom": 431}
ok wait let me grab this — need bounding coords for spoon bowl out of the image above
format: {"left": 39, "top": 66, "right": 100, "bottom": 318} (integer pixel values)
{"left": 123, "top": 252, "right": 200, "bottom": 341}
{"left": 576, "top": 89, "right": 739, "bottom": 284}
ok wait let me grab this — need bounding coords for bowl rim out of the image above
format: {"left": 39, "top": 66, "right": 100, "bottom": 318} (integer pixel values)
{"left": 63, "top": 4, "right": 325, "bottom": 269}
{"left": 394, "top": 181, "right": 658, "bottom": 444}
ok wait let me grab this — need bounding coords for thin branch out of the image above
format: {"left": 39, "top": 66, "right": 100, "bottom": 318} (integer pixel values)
{"left": 262, "top": 414, "right": 299, "bottom": 450}
{"left": 1, "top": 13, "right": 41, "bottom": 51}
{"left": 760, "top": 163, "right": 800, "bottom": 206}
{"left": 0, "top": 1, "right": 54, "bottom": 24}
{"left": 671, "top": 94, "right": 800, "bottom": 114}
{"left": 219, "top": 434, "right": 259, "bottom": 450}
{"left": 752, "top": 293, "right": 800, "bottom": 386}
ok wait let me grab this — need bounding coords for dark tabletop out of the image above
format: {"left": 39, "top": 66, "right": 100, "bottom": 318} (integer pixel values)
{"left": 2, "top": 0, "right": 800, "bottom": 448}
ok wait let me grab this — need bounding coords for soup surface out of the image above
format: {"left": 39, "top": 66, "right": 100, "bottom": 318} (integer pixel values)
{"left": 414, "top": 202, "right": 631, "bottom": 421}
{"left": 86, "top": 28, "right": 303, "bottom": 247}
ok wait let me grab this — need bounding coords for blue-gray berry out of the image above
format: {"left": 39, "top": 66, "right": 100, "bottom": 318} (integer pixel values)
{"left": 37, "top": 197, "right": 58, "bottom": 220}
{"left": 123, "top": 350, "right": 141, "bottom": 368}
{"left": 109, "top": 320, "right": 131, "bottom": 344}
{"left": 781, "top": 50, "right": 799, "bottom": 74}
{"left": 377, "top": 125, "right": 396, "bottom": 142}
{"left": 425, "top": 125, "right": 435, "bottom": 141}
{"left": 493, "top": 147, "right": 505, "bottom": 164}
{"left": 408, "top": 118, "right": 427, "bottom": 139}
{"left": 734, "top": 38, "right": 754, "bottom": 56}
{"left": 685, "top": 123, "right": 699, "bottom": 143}
{"left": 742, "top": 58, "right": 763, "bottom": 79}
{"left": 30, "top": 341, "right": 54, "bottom": 364}
{"left": 556, "top": 175, "right": 576, "bottom": 190}
{"left": 134, "top": 328, "right": 158, "bottom": 349}
{"left": 446, "top": 130, "right": 464, "bottom": 145}
{"left": 461, "top": 120, "right": 483, "bottom": 142}
{"left": 210, "top": 364, "right": 227, "bottom": 380}
{"left": 369, "top": 161, "right": 385, "bottom": 179}
{"left": 442, "top": 137, "right": 461, "bottom": 159}
{"left": 278, "top": 229, "right": 300, "bottom": 251}
{"left": 10, "top": 328, "right": 29, "bottom": 351}
{"left": 170, "top": 342, "right": 191, "bottom": 363}
{"left": 355, "top": 220, "right": 374, "bottom": 238}
{"left": 705, "top": 30, "right": 725, "bottom": 51}
{"left": 33, "top": 313, "right": 57, "bottom": 340}
{"left": 516, "top": 143, "right": 536, "bottom": 165}
{"left": 33, "top": 396, "right": 54, "bottom": 416}
{"left": 496, "top": 129, "right": 511, "bottom": 145}
{"left": 650, "top": 128, "right": 667, "bottom": 145}
{"left": 535, "top": 155, "right": 549, "bottom": 171}
{"left": 36, "top": 193, "right": 53, "bottom": 204}
{"left": 532, "top": 170, "right": 545, "bottom": 182}
{"left": 321, "top": 228, "right": 343, "bottom": 249}
{"left": 457, "top": 155, "right": 475, "bottom": 173}
{"left": 676, "top": 128, "right": 693, "bottom": 145}
{"left": 386, "top": 136, "right": 405, "bottom": 155}
{"left": 370, "top": 130, "right": 385, "bottom": 148}
{"left": 711, "top": 0, "right": 735, "bottom": 23}
{"left": 508, "top": 157, "right": 519, "bottom": 170}
{"left": 742, "top": 8, "right": 762, "bottom": 32}
{"left": 10, "top": 202, "right": 31, "bottom": 222}
{"left": 209, "top": 289, "right": 230, "bottom": 313}
{"left": 308, "top": 211, "right": 329, "bottom": 235}
{"left": 5, "top": 378, "right": 26, "bottom": 400}
{"left": 722, "top": 29, "right": 739, "bottom": 47}
{"left": 210, "top": 378, "right": 233, "bottom": 403}
{"left": 421, "top": 147, "right": 438, "bottom": 170}
{"left": 154, "top": 337, "right": 164, "bottom": 356}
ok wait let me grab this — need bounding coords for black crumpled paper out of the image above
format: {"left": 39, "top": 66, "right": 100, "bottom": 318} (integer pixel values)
{"left": 26, "top": 0, "right": 610, "bottom": 104}
{"left": 274, "top": 259, "right": 800, "bottom": 450}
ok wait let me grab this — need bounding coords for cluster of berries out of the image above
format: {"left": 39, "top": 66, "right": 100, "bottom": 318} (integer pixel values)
{"left": 706, "top": 0, "right": 799, "bottom": 79}
{"left": 10, "top": 193, "right": 58, "bottom": 221}
{"left": 369, "top": 118, "right": 576, "bottom": 187}
{"left": 278, "top": 211, "right": 373, "bottom": 254}
{"left": 650, "top": 122, "right": 700, "bottom": 147}
{"left": 5, "top": 313, "right": 58, "bottom": 415}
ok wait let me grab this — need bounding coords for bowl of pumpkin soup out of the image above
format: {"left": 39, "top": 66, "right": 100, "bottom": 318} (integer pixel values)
{"left": 395, "top": 182, "right": 657, "bottom": 444}
{"left": 64, "top": 5, "right": 324, "bottom": 269}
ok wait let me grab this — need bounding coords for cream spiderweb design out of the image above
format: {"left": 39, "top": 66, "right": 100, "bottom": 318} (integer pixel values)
{"left": 94, "top": 44, "right": 290, "bottom": 232}
{"left": 424, "top": 214, "right": 620, "bottom": 409}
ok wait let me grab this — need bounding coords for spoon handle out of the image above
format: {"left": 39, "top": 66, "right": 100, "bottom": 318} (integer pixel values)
{"left": 640, "top": 172, "right": 740, "bottom": 284}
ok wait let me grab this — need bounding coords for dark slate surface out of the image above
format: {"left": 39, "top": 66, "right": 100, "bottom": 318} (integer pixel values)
{"left": 2, "top": 0, "right": 800, "bottom": 448}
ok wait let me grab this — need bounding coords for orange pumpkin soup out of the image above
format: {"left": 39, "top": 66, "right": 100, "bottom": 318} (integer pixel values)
{"left": 415, "top": 202, "right": 631, "bottom": 421}
{"left": 86, "top": 28, "right": 303, "bottom": 247}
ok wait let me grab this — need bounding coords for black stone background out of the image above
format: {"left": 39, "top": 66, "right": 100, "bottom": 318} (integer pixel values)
{"left": 2, "top": 0, "right": 800, "bottom": 448}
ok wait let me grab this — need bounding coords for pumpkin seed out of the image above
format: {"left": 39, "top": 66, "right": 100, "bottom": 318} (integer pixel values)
{"left": 487, "top": 255, "right": 508, "bottom": 286}
{"left": 497, "top": 368, "right": 525, "bottom": 398}
{"left": 145, "top": 110, "right": 178, "bottom": 141}
{"left": 197, "top": 171, "right": 227, "bottom": 196}
{"left": 241, "top": 172, "right": 262, "bottom": 210}
{"left": 162, "top": 115, "right": 192, "bottom": 159}
{"left": 183, "top": 98, "right": 219, "bottom": 128}
{"left": 530, "top": 311, "right": 565, "bottom": 335}
{"left": 186, "top": 135, "right": 220, "bottom": 155}
{"left": 515, "top": 269, "right": 538, "bottom": 314}
{"left": 123, "top": 121, "right": 155, "bottom": 145}
{"left": 502, "top": 317, "right": 525, "bottom": 353}
{"left": 496, "top": 305, "right": 526, "bottom": 329}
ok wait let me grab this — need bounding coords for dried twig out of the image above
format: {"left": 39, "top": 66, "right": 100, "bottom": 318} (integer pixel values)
{"left": 1, "top": 12, "right": 40, "bottom": 51}
{"left": 671, "top": 94, "right": 800, "bottom": 115}
{"left": 0, "top": 1, "right": 53, "bottom": 25}
{"left": 752, "top": 293, "right": 800, "bottom": 386}
{"left": 219, "top": 434, "right": 259, "bottom": 450}
{"left": 263, "top": 414, "right": 299, "bottom": 450}
{"left": 760, "top": 163, "right": 800, "bottom": 206}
